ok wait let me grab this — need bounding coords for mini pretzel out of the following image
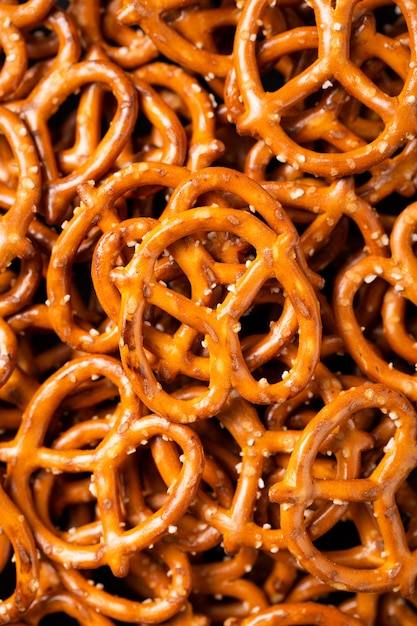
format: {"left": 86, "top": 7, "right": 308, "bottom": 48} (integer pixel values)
{"left": 8, "top": 55, "right": 138, "bottom": 224}
{"left": 334, "top": 200, "right": 417, "bottom": 400}
{"left": 115, "top": 203, "right": 320, "bottom": 421}
{"left": 57, "top": 543, "right": 195, "bottom": 623}
{"left": 134, "top": 62, "right": 225, "bottom": 169}
{"left": 270, "top": 383, "right": 417, "bottom": 594}
{"left": 118, "top": 0, "right": 235, "bottom": 78}
{"left": 4, "top": 355, "right": 204, "bottom": 578}
{"left": 229, "top": 0, "right": 417, "bottom": 176}
{"left": 68, "top": 0, "right": 158, "bottom": 69}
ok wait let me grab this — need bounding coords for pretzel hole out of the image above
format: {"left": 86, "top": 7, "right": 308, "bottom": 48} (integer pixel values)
{"left": 33, "top": 469, "right": 97, "bottom": 536}
{"left": 38, "top": 614, "right": 78, "bottom": 626}
{"left": 70, "top": 257, "right": 111, "bottom": 327}
{"left": 24, "top": 327, "right": 71, "bottom": 381}
{"left": 49, "top": 92, "right": 81, "bottom": 156}
{"left": 260, "top": 66, "right": 287, "bottom": 94}
{"left": 0, "top": 543, "right": 15, "bottom": 603}
{"left": 25, "top": 23, "right": 59, "bottom": 62}
{"left": 313, "top": 516, "right": 361, "bottom": 552}
{"left": 373, "top": 3, "right": 405, "bottom": 36}
{"left": 212, "top": 25, "right": 237, "bottom": 56}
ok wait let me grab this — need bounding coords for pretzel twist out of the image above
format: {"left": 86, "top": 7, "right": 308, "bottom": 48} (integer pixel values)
{"left": 334, "top": 200, "right": 417, "bottom": 400}
{"left": 115, "top": 204, "right": 321, "bottom": 421}
{"left": 4, "top": 356, "right": 204, "bottom": 579}
{"left": 270, "top": 383, "right": 417, "bottom": 594}
{"left": 229, "top": 0, "right": 417, "bottom": 176}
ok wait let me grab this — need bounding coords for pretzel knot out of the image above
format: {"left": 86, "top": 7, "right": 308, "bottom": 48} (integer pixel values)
{"left": 229, "top": 0, "right": 417, "bottom": 176}
{"left": 114, "top": 202, "right": 321, "bottom": 422}
{"left": 270, "top": 383, "right": 417, "bottom": 595}
{"left": 5, "top": 355, "right": 204, "bottom": 578}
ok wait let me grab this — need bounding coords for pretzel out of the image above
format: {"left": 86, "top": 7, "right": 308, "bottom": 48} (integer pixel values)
{"left": 0, "top": 106, "right": 41, "bottom": 271}
{"left": 133, "top": 62, "right": 225, "bottom": 169}
{"left": 3, "top": 355, "right": 204, "bottom": 580}
{"left": 334, "top": 200, "right": 417, "bottom": 400}
{"left": 270, "top": 382, "right": 417, "bottom": 595}
{"left": 115, "top": 204, "right": 321, "bottom": 421}
{"left": 228, "top": 0, "right": 417, "bottom": 177}
{"left": 118, "top": 0, "right": 235, "bottom": 78}
{"left": 7, "top": 52, "right": 138, "bottom": 224}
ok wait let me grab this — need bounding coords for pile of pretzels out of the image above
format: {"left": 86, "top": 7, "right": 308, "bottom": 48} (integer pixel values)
{"left": 1, "top": 0, "right": 417, "bottom": 624}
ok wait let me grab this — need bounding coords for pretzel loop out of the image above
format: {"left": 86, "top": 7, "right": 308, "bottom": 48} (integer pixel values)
{"left": 117, "top": 206, "right": 321, "bottom": 421}
{"left": 231, "top": 0, "right": 417, "bottom": 176}
{"left": 270, "top": 383, "right": 417, "bottom": 594}
{"left": 14, "top": 59, "right": 138, "bottom": 224}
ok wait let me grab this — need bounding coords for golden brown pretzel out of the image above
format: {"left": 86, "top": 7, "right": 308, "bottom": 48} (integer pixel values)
{"left": 270, "top": 383, "right": 417, "bottom": 595}
{"left": 334, "top": 200, "right": 417, "bottom": 400}
{"left": 4, "top": 355, "right": 204, "bottom": 579}
{"left": 57, "top": 543, "right": 194, "bottom": 623}
{"left": 0, "top": 482, "right": 39, "bottom": 624}
{"left": 134, "top": 62, "right": 225, "bottom": 169}
{"left": 69, "top": 0, "right": 158, "bottom": 69}
{"left": 8, "top": 55, "right": 138, "bottom": 224}
{"left": 118, "top": 0, "right": 235, "bottom": 78}
{"left": 115, "top": 203, "right": 320, "bottom": 421}
{"left": 229, "top": 0, "right": 417, "bottom": 176}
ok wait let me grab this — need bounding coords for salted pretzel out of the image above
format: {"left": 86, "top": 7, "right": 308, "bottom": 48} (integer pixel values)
{"left": 118, "top": 0, "right": 236, "bottom": 79}
{"left": 3, "top": 356, "right": 204, "bottom": 581}
{"left": 228, "top": 0, "right": 417, "bottom": 177}
{"left": 56, "top": 543, "right": 194, "bottom": 623}
{"left": 133, "top": 62, "right": 225, "bottom": 169}
{"left": 270, "top": 382, "right": 417, "bottom": 595}
{"left": 7, "top": 51, "right": 138, "bottom": 224}
{"left": 115, "top": 205, "right": 321, "bottom": 421}
{"left": 334, "top": 200, "right": 417, "bottom": 401}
